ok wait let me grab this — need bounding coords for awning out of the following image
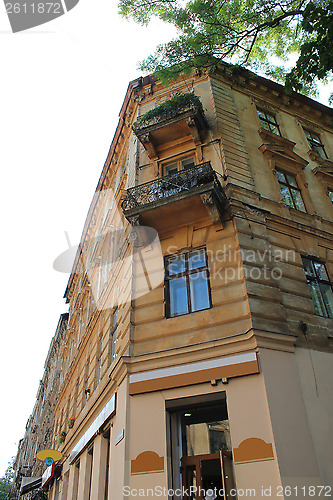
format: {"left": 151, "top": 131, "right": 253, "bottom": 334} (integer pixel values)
{"left": 20, "top": 476, "right": 42, "bottom": 495}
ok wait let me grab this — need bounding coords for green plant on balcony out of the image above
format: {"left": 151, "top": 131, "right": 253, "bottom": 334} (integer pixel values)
{"left": 67, "top": 417, "right": 75, "bottom": 429}
{"left": 32, "top": 490, "right": 48, "bottom": 500}
{"left": 133, "top": 92, "right": 204, "bottom": 133}
{"left": 58, "top": 431, "right": 67, "bottom": 445}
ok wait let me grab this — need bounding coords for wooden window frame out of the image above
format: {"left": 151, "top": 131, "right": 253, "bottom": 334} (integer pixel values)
{"left": 162, "top": 155, "right": 196, "bottom": 176}
{"left": 165, "top": 248, "right": 212, "bottom": 318}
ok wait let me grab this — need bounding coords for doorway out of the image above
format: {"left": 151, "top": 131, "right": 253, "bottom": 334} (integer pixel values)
{"left": 168, "top": 396, "right": 236, "bottom": 500}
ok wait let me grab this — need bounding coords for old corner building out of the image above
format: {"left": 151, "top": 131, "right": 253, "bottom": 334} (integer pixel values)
{"left": 13, "top": 64, "right": 333, "bottom": 500}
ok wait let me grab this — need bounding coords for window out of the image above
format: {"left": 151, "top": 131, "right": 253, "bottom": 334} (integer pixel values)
{"left": 329, "top": 190, "right": 333, "bottom": 205}
{"left": 304, "top": 130, "right": 328, "bottom": 159}
{"left": 165, "top": 248, "right": 211, "bottom": 318}
{"left": 302, "top": 257, "right": 333, "bottom": 318}
{"left": 95, "top": 334, "right": 103, "bottom": 386}
{"left": 276, "top": 170, "right": 306, "bottom": 212}
{"left": 257, "top": 109, "right": 281, "bottom": 135}
{"left": 164, "top": 156, "right": 195, "bottom": 176}
{"left": 109, "top": 309, "right": 118, "bottom": 363}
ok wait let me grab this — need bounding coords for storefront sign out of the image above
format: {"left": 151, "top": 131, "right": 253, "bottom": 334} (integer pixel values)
{"left": 41, "top": 462, "right": 55, "bottom": 488}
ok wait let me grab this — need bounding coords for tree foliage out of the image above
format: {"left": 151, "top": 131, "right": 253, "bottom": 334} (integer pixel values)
{"left": 118, "top": 0, "right": 333, "bottom": 99}
{"left": 0, "top": 458, "right": 14, "bottom": 500}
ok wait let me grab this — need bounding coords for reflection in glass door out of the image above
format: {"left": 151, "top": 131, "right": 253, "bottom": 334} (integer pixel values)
{"left": 181, "top": 450, "right": 235, "bottom": 500}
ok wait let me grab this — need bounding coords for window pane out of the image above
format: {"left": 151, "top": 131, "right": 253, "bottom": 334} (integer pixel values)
{"left": 269, "top": 124, "right": 279, "bottom": 135}
{"left": 260, "top": 120, "right": 271, "bottom": 131}
{"left": 266, "top": 112, "right": 275, "bottom": 123}
{"left": 319, "top": 284, "right": 333, "bottom": 317}
{"left": 312, "top": 145, "right": 326, "bottom": 159}
{"left": 276, "top": 170, "right": 286, "bottom": 183}
{"left": 168, "top": 255, "right": 186, "bottom": 275}
{"left": 302, "top": 258, "right": 315, "bottom": 277}
{"left": 169, "top": 277, "right": 189, "bottom": 317}
{"left": 182, "top": 157, "right": 195, "bottom": 170}
{"left": 188, "top": 249, "right": 206, "bottom": 270}
{"left": 307, "top": 281, "right": 327, "bottom": 316}
{"left": 329, "top": 190, "right": 333, "bottom": 204}
{"left": 304, "top": 130, "right": 312, "bottom": 141}
{"left": 286, "top": 174, "right": 297, "bottom": 187}
{"left": 165, "top": 163, "right": 178, "bottom": 176}
{"left": 279, "top": 185, "right": 293, "bottom": 207}
{"left": 189, "top": 271, "right": 210, "bottom": 311}
{"left": 291, "top": 189, "right": 306, "bottom": 212}
{"left": 313, "top": 262, "right": 329, "bottom": 280}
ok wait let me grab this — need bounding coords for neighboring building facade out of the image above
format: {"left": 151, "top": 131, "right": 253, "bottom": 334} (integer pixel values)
{"left": 26, "top": 65, "right": 333, "bottom": 500}
{"left": 11, "top": 313, "right": 68, "bottom": 499}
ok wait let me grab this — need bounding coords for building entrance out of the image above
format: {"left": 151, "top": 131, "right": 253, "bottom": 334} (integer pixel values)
{"left": 168, "top": 395, "right": 236, "bottom": 500}
{"left": 181, "top": 449, "right": 234, "bottom": 499}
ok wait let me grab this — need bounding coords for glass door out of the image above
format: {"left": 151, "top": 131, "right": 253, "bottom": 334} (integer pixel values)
{"left": 181, "top": 450, "right": 235, "bottom": 500}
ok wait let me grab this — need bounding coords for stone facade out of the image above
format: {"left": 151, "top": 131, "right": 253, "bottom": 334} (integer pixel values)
{"left": 15, "top": 64, "right": 333, "bottom": 500}
{"left": 11, "top": 313, "right": 68, "bottom": 499}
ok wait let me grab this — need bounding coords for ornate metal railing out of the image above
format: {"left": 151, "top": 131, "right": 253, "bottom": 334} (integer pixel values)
{"left": 121, "top": 162, "right": 226, "bottom": 212}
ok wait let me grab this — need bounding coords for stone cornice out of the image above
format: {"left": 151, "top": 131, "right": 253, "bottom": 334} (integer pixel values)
{"left": 213, "top": 63, "right": 333, "bottom": 127}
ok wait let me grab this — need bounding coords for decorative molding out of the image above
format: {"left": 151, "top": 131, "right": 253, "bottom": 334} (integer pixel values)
{"left": 233, "top": 438, "right": 274, "bottom": 464}
{"left": 310, "top": 151, "right": 333, "bottom": 185}
{"left": 258, "top": 128, "right": 308, "bottom": 174}
{"left": 128, "top": 352, "right": 259, "bottom": 395}
{"left": 131, "top": 451, "right": 164, "bottom": 475}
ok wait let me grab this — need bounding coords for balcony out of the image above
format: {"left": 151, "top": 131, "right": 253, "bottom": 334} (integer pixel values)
{"left": 121, "top": 162, "right": 228, "bottom": 231}
{"left": 132, "top": 93, "right": 208, "bottom": 159}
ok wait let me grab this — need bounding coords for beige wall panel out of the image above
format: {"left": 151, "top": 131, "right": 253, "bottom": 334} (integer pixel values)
{"left": 294, "top": 348, "right": 333, "bottom": 487}
{"left": 259, "top": 348, "right": 321, "bottom": 486}
{"left": 227, "top": 373, "right": 283, "bottom": 495}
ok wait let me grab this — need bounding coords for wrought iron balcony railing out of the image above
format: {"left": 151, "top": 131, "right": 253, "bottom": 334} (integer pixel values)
{"left": 121, "top": 162, "right": 227, "bottom": 213}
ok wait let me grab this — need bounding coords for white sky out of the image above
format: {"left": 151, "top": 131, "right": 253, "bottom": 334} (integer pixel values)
{"left": 0, "top": 0, "right": 176, "bottom": 476}
{"left": 0, "top": 0, "right": 331, "bottom": 477}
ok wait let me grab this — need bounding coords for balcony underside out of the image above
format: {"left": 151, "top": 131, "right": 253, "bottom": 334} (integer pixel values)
{"left": 134, "top": 107, "right": 207, "bottom": 159}
{"left": 122, "top": 163, "right": 228, "bottom": 232}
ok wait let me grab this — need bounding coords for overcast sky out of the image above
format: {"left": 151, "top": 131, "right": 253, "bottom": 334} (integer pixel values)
{"left": 0, "top": 0, "right": 331, "bottom": 477}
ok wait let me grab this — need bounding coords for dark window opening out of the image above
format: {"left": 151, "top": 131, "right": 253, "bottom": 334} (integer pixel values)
{"left": 302, "top": 257, "right": 333, "bottom": 318}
